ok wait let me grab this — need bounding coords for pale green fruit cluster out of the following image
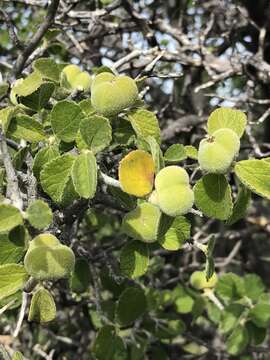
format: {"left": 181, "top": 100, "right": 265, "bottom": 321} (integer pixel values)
{"left": 24, "top": 233, "right": 75, "bottom": 281}
{"left": 198, "top": 128, "right": 240, "bottom": 174}
{"left": 190, "top": 271, "right": 218, "bottom": 290}
{"left": 61, "top": 64, "right": 92, "bottom": 91}
{"left": 122, "top": 202, "right": 161, "bottom": 243}
{"left": 91, "top": 72, "right": 138, "bottom": 116}
{"left": 153, "top": 166, "right": 194, "bottom": 217}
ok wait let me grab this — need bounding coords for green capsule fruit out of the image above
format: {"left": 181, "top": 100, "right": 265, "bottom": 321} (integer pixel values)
{"left": 198, "top": 128, "right": 240, "bottom": 174}
{"left": 190, "top": 271, "right": 218, "bottom": 290}
{"left": 28, "top": 233, "right": 60, "bottom": 251}
{"left": 61, "top": 64, "right": 91, "bottom": 91}
{"left": 70, "top": 71, "right": 92, "bottom": 91}
{"left": 61, "top": 64, "right": 81, "bottom": 83}
{"left": 91, "top": 72, "right": 115, "bottom": 88}
{"left": 24, "top": 234, "right": 75, "bottom": 281}
{"left": 154, "top": 166, "right": 194, "bottom": 217}
{"left": 91, "top": 73, "right": 138, "bottom": 116}
{"left": 121, "top": 202, "right": 161, "bottom": 243}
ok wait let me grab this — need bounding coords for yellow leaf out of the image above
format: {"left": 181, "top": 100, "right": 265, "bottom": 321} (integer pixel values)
{"left": 119, "top": 150, "right": 154, "bottom": 197}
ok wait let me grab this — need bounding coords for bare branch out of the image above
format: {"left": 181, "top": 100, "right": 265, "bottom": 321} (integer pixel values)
{"left": 14, "top": 0, "right": 60, "bottom": 76}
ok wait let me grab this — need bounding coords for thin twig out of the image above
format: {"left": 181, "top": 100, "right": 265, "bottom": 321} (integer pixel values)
{"left": 13, "top": 292, "right": 28, "bottom": 338}
{"left": 14, "top": 0, "right": 60, "bottom": 76}
{"left": 0, "top": 131, "right": 23, "bottom": 210}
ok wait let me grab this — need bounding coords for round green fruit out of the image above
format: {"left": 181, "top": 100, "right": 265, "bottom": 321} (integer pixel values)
{"left": 91, "top": 72, "right": 115, "bottom": 88}
{"left": 61, "top": 64, "right": 81, "bottom": 83}
{"left": 190, "top": 271, "right": 218, "bottom": 290}
{"left": 24, "top": 236, "right": 75, "bottom": 281}
{"left": 28, "top": 233, "right": 60, "bottom": 251}
{"left": 154, "top": 166, "right": 194, "bottom": 217}
{"left": 70, "top": 71, "right": 92, "bottom": 91}
{"left": 61, "top": 65, "right": 91, "bottom": 91}
{"left": 198, "top": 128, "right": 240, "bottom": 174}
{"left": 121, "top": 202, "right": 161, "bottom": 243}
{"left": 91, "top": 73, "right": 138, "bottom": 116}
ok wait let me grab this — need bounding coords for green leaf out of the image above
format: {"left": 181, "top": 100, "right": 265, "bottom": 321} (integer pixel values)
{"left": 184, "top": 145, "right": 198, "bottom": 160}
{"left": 71, "top": 151, "right": 97, "bottom": 199}
{"left": 227, "top": 185, "right": 251, "bottom": 225}
{"left": 0, "top": 82, "right": 9, "bottom": 97}
{"left": 235, "top": 159, "right": 270, "bottom": 200}
{"left": 13, "top": 71, "right": 43, "bottom": 97}
{"left": 127, "top": 109, "right": 161, "bottom": 144}
{"left": 93, "top": 325, "right": 125, "bottom": 360}
{"left": 33, "top": 146, "right": 60, "bottom": 180}
{"left": 226, "top": 325, "right": 249, "bottom": 355}
{"left": 0, "top": 106, "right": 21, "bottom": 134}
{"left": 194, "top": 174, "right": 233, "bottom": 220}
{"left": 249, "top": 303, "right": 270, "bottom": 328}
{"left": 69, "top": 258, "right": 91, "bottom": 293}
{"left": 79, "top": 115, "right": 112, "bottom": 153}
{"left": 120, "top": 241, "right": 149, "bottom": 279}
{"left": 219, "top": 304, "right": 245, "bottom": 334}
{"left": 51, "top": 100, "right": 85, "bottom": 142}
{"left": 13, "top": 147, "right": 28, "bottom": 170}
{"left": 19, "top": 82, "right": 55, "bottom": 111}
{"left": 0, "top": 204, "right": 23, "bottom": 233}
{"left": 8, "top": 115, "right": 46, "bottom": 142}
{"left": 205, "top": 256, "right": 215, "bottom": 281}
{"left": 26, "top": 200, "right": 52, "bottom": 229}
{"left": 146, "top": 136, "right": 164, "bottom": 173}
{"left": 244, "top": 274, "right": 265, "bottom": 301}
{"left": 121, "top": 203, "right": 161, "bottom": 243}
{"left": 0, "top": 231, "right": 26, "bottom": 265}
{"left": 158, "top": 216, "right": 190, "bottom": 251}
{"left": 116, "top": 287, "right": 147, "bottom": 326}
{"left": 28, "top": 287, "right": 56, "bottom": 323}
{"left": 79, "top": 98, "right": 96, "bottom": 116}
{"left": 40, "top": 154, "right": 75, "bottom": 203}
{"left": 12, "top": 351, "right": 24, "bottom": 360}
{"left": 0, "top": 264, "right": 28, "bottom": 300}
{"left": 109, "top": 186, "right": 137, "bottom": 211}
{"left": 216, "top": 273, "right": 244, "bottom": 301}
{"left": 246, "top": 322, "right": 267, "bottom": 345}
{"left": 208, "top": 108, "right": 247, "bottom": 138}
{"left": 164, "top": 144, "right": 187, "bottom": 163}
{"left": 174, "top": 286, "right": 194, "bottom": 314}
{"left": 33, "top": 58, "right": 60, "bottom": 82}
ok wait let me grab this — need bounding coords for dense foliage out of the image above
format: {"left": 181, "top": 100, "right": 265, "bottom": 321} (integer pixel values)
{"left": 0, "top": 1, "right": 270, "bottom": 359}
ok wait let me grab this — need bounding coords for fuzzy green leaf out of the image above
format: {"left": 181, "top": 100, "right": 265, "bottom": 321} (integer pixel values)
{"left": 127, "top": 108, "right": 161, "bottom": 144}
{"left": 28, "top": 287, "right": 56, "bottom": 323}
{"left": 235, "top": 159, "right": 270, "bottom": 200}
{"left": 120, "top": 241, "right": 149, "bottom": 279}
{"left": 8, "top": 115, "right": 46, "bottom": 142}
{"left": 71, "top": 151, "right": 97, "bottom": 199}
{"left": 51, "top": 100, "right": 85, "bottom": 142}
{"left": 158, "top": 216, "right": 190, "bottom": 251}
{"left": 40, "top": 154, "right": 75, "bottom": 203}
{"left": 0, "top": 204, "right": 23, "bottom": 233}
{"left": 26, "top": 200, "right": 52, "bottom": 229}
{"left": 194, "top": 174, "right": 233, "bottom": 220}
{"left": 116, "top": 287, "right": 147, "bottom": 326}
{"left": 208, "top": 108, "right": 247, "bottom": 138}
{"left": 79, "top": 115, "right": 112, "bottom": 153}
{"left": 19, "top": 82, "right": 55, "bottom": 111}
{"left": 0, "top": 264, "right": 28, "bottom": 300}
{"left": 33, "top": 146, "right": 60, "bottom": 180}
{"left": 33, "top": 58, "right": 60, "bottom": 82}
{"left": 164, "top": 144, "right": 187, "bottom": 163}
